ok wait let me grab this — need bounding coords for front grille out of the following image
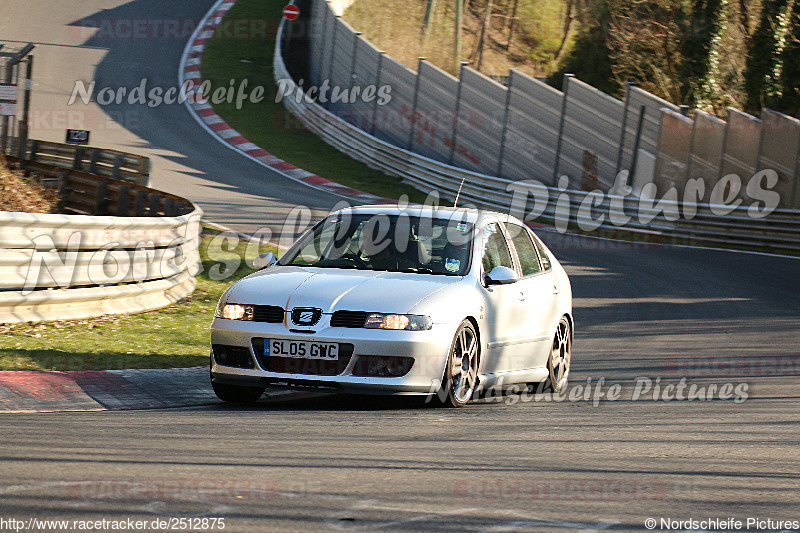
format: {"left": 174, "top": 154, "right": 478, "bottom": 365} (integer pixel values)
{"left": 253, "top": 305, "right": 285, "bottom": 323}
{"left": 352, "top": 355, "right": 414, "bottom": 377}
{"left": 330, "top": 310, "right": 369, "bottom": 328}
{"left": 252, "top": 339, "right": 355, "bottom": 376}
{"left": 212, "top": 344, "right": 255, "bottom": 369}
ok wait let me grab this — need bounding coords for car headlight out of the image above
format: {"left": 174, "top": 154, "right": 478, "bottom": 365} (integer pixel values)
{"left": 215, "top": 303, "right": 254, "bottom": 321}
{"left": 363, "top": 313, "right": 432, "bottom": 330}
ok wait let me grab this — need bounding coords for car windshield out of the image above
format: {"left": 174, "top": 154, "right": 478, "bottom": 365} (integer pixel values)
{"left": 279, "top": 213, "right": 474, "bottom": 275}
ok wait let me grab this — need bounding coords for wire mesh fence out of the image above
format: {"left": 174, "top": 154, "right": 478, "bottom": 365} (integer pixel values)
{"left": 0, "top": 43, "right": 34, "bottom": 157}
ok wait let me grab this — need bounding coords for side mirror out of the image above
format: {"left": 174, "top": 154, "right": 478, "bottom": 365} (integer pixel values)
{"left": 253, "top": 251, "right": 278, "bottom": 269}
{"left": 485, "top": 266, "right": 519, "bottom": 286}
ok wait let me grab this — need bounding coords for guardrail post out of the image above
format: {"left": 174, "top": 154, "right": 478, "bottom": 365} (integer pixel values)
{"left": 408, "top": 58, "right": 425, "bottom": 150}
{"left": 73, "top": 147, "right": 85, "bottom": 170}
{"left": 630, "top": 105, "right": 647, "bottom": 184}
{"left": 112, "top": 153, "right": 123, "bottom": 180}
{"left": 56, "top": 171, "right": 70, "bottom": 212}
{"left": 88, "top": 149, "right": 99, "bottom": 174}
{"left": 496, "top": 69, "right": 514, "bottom": 177}
{"left": 0, "top": 60, "right": 12, "bottom": 154}
{"left": 449, "top": 62, "right": 468, "bottom": 165}
{"left": 349, "top": 33, "right": 361, "bottom": 87}
{"left": 134, "top": 190, "right": 148, "bottom": 217}
{"left": 16, "top": 55, "right": 33, "bottom": 159}
{"left": 793, "top": 134, "right": 800, "bottom": 208}
{"left": 552, "top": 73, "right": 573, "bottom": 186}
{"left": 615, "top": 82, "right": 636, "bottom": 176}
{"left": 325, "top": 15, "right": 340, "bottom": 110}
{"left": 94, "top": 182, "right": 108, "bottom": 215}
{"left": 117, "top": 185, "right": 130, "bottom": 217}
{"left": 148, "top": 193, "right": 161, "bottom": 216}
{"left": 314, "top": 2, "right": 331, "bottom": 87}
{"left": 281, "top": 2, "right": 289, "bottom": 52}
{"left": 686, "top": 110, "right": 699, "bottom": 184}
{"left": 137, "top": 157, "right": 150, "bottom": 187}
{"left": 29, "top": 140, "right": 39, "bottom": 161}
{"left": 717, "top": 108, "right": 733, "bottom": 182}
{"left": 348, "top": 32, "right": 362, "bottom": 126}
{"left": 370, "top": 52, "right": 386, "bottom": 135}
{"left": 164, "top": 198, "right": 175, "bottom": 217}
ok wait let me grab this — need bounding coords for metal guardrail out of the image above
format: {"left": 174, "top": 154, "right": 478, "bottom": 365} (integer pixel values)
{"left": 0, "top": 157, "right": 202, "bottom": 324}
{"left": 274, "top": 12, "right": 800, "bottom": 254}
{"left": 10, "top": 139, "right": 150, "bottom": 186}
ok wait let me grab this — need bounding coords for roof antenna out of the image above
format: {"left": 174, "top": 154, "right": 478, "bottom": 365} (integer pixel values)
{"left": 453, "top": 174, "right": 467, "bottom": 208}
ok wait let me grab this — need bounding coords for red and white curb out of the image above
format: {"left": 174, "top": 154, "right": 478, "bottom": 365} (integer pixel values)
{"left": 0, "top": 368, "right": 302, "bottom": 413}
{"left": 179, "top": 0, "right": 393, "bottom": 205}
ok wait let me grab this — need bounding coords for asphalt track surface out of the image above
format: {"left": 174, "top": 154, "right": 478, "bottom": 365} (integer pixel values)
{"left": 1, "top": 1, "right": 799, "bottom": 531}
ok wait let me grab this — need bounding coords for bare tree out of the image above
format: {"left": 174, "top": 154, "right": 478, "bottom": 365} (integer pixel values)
{"left": 422, "top": 0, "right": 439, "bottom": 49}
{"left": 605, "top": 0, "right": 686, "bottom": 102}
{"left": 472, "top": 0, "right": 494, "bottom": 71}
{"left": 554, "top": 0, "right": 577, "bottom": 63}
{"left": 507, "top": 0, "right": 520, "bottom": 47}
{"left": 738, "top": 0, "right": 751, "bottom": 47}
{"left": 455, "top": 0, "right": 465, "bottom": 68}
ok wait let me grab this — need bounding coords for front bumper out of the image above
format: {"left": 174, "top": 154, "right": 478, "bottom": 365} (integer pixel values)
{"left": 210, "top": 317, "right": 455, "bottom": 394}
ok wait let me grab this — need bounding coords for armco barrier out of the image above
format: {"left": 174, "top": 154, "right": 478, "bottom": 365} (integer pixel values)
{"left": 275, "top": 7, "right": 800, "bottom": 253}
{"left": 0, "top": 160, "right": 202, "bottom": 324}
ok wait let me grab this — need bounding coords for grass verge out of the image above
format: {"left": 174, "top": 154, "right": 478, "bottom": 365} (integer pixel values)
{"left": 0, "top": 228, "right": 274, "bottom": 371}
{"left": 200, "top": 0, "right": 427, "bottom": 204}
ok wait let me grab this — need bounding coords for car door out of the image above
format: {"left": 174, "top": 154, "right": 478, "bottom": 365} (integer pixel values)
{"left": 505, "top": 223, "right": 559, "bottom": 371}
{"left": 478, "top": 222, "right": 530, "bottom": 375}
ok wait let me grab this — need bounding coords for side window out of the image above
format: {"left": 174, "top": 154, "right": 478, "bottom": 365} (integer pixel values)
{"left": 481, "top": 223, "right": 513, "bottom": 274}
{"left": 506, "top": 223, "right": 541, "bottom": 276}
{"left": 532, "top": 235, "right": 552, "bottom": 271}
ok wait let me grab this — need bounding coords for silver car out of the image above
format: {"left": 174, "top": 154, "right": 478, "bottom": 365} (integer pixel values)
{"left": 210, "top": 205, "right": 572, "bottom": 407}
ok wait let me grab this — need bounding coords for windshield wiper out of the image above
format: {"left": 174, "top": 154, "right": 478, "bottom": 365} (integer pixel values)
{"left": 397, "top": 267, "right": 434, "bottom": 274}
{"left": 310, "top": 263, "right": 361, "bottom": 269}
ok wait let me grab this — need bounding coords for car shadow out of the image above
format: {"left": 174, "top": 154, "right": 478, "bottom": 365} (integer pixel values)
{"left": 201, "top": 392, "right": 430, "bottom": 411}
{"left": 205, "top": 386, "right": 552, "bottom": 412}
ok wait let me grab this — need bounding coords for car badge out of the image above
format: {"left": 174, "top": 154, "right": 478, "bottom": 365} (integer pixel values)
{"left": 291, "top": 307, "right": 321, "bottom": 326}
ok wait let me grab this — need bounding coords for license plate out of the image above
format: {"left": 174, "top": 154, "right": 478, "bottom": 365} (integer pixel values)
{"left": 265, "top": 339, "right": 339, "bottom": 360}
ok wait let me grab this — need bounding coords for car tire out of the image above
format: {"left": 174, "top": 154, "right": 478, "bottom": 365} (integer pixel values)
{"left": 436, "top": 320, "right": 479, "bottom": 408}
{"left": 541, "top": 315, "right": 571, "bottom": 393}
{"left": 211, "top": 380, "right": 266, "bottom": 404}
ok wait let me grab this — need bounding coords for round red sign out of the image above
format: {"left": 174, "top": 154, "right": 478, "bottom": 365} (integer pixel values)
{"left": 283, "top": 5, "right": 300, "bottom": 20}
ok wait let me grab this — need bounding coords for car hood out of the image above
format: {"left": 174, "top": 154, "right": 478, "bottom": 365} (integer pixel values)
{"left": 226, "top": 265, "right": 461, "bottom": 314}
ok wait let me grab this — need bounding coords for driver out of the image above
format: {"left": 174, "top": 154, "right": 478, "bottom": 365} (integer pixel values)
{"left": 366, "top": 245, "right": 399, "bottom": 271}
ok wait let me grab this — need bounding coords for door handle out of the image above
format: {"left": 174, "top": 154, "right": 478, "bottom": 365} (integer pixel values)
{"left": 519, "top": 290, "right": 527, "bottom": 301}
{"left": 553, "top": 284, "right": 560, "bottom": 294}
